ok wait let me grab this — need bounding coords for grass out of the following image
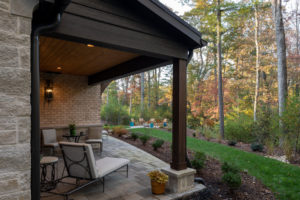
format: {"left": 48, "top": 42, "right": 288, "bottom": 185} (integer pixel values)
{"left": 130, "top": 128, "right": 300, "bottom": 200}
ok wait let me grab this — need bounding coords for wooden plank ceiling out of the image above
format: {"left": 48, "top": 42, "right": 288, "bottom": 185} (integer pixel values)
{"left": 40, "top": 36, "right": 139, "bottom": 76}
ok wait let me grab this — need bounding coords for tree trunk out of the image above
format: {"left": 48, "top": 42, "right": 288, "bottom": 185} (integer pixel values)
{"left": 213, "top": 42, "right": 218, "bottom": 107}
{"left": 123, "top": 77, "right": 129, "bottom": 104}
{"left": 272, "top": 0, "right": 288, "bottom": 118}
{"left": 140, "top": 72, "right": 144, "bottom": 114}
{"left": 156, "top": 68, "right": 161, "bottom": 107}
{"left": 254, "top": 1, "right": 260, "bottom": 121}
{"left": 295, "top": 0, "right": 299, "bottom": 96}
{"left": 217, "top": 0, "right": 225, "bottom": 139}
{"left": 148, "top": 71, "right": 151, "bottom": 108}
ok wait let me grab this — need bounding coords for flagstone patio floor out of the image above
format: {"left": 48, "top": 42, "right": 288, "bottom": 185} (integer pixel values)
{"left": 41, "top": 136, "right": 206, "bottom": 200}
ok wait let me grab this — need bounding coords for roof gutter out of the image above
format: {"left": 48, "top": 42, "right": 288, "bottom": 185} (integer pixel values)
{"left": 31, "top": 1, "right": 70, "bottom": 199}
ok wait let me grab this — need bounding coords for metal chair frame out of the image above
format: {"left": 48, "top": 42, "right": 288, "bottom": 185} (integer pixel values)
{"left": 46, "top": 144, "right": 128, "bottom": 200}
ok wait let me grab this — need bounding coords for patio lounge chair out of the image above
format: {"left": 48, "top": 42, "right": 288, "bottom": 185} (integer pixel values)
{"left": 42, "top": 129, "right": 59, "bottom": 155}
{"left": 85, "top": 127, "right": 103, "bottom": 154}
{"left": 56, "top": 142, "right": 129, "bottom": 199}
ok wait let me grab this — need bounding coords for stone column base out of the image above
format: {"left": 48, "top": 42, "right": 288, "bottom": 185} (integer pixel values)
{"left": 162, "top": 167, "right": 196, "bottom": 193}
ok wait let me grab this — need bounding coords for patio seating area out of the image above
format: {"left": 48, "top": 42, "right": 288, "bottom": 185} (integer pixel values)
{"left": 41, "top": 136, "right": 206, "bottom": 200}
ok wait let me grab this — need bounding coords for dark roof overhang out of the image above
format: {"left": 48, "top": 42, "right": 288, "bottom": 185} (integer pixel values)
{"left": 137, "top": 0, "right": 207, "bottom": 48}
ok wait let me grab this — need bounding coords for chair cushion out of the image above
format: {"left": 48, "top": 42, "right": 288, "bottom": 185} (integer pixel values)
{"left": 42, "top": 129, "right": 57, "bottom": 144}
{"left": 44, "top": 142, "right": 59, "bottom": 147}
{"left": 95, "top": 157, "right": 129, "bottom": 177}
{"left": 86, "top": 139, "right": 102, "bottom": 143}
{"left": 88, "top": 127, "right": 102, "bottom": 139}
{"left": 59, "top": 142, "right": 97, "bottom": 179}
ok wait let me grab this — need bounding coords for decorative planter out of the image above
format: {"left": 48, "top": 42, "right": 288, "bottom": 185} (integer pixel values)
{"left": 70, "top": 129, "right": 76, "bottom": 136}
{"left": 151, "top": 180, "right": 166, "bottom": 195}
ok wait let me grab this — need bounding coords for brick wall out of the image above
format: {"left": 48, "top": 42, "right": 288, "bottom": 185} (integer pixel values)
{"left": 40, "top": 73, "right": 101, "bottom": 128}
{"left": 0, "top": 0, "right": 32, "bottom": 199}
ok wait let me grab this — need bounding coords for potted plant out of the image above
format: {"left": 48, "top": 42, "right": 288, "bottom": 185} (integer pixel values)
{"left": 147, "top": 170, "right": 168, "bottom": 195}
{"left": 69, "top": 124, "right": 76, "bottom": 136}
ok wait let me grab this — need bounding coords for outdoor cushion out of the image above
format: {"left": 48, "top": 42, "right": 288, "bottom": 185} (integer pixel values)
{"left": 44, "top": 142, "right": 59, "bottom": 147}
{"left": 96, "top": 157, "right": 129, "bottom": 177}
{"left": 86, "top": 139, "right": 102, "bottom": 143}
{"left": 88, "top": 127, "right": 102, "bottom": 139}
{"left": 42, "top": 129, "right": 57, "bottom": 144}
{"left": 59, "top": 142, "right": 129, "bottom": 180}
{"left": 59, "top": 142, "right": 97, "bottom": 179}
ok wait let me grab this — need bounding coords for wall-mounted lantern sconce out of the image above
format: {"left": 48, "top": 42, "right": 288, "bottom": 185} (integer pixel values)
{"left": 45, "top": 80, "right": 53, "bottom": 102}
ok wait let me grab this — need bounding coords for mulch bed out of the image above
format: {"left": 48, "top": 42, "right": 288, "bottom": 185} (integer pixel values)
{"left": 112, "top": 134, "right": 276, "bottom": 200}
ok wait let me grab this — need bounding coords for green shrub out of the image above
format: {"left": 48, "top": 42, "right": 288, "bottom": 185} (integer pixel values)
{"left": 131, "top": 132, "right": 139, "bottom": 141}
{"left": 224, "top": 113, "right": 255, "bottom": 143}
{"left": 139, "top": 135, "right": 150, "bottom": 145}
{"left": 191, "top": 152, "right": 206, "bottom": 172}
{"left": 112, "top": 126, "right": 128, "bottom": 137}
{"left": 221, "top": 162, "right": 241, "bottom": 190}
{"left": 222, "top": 172, "right": 242, "bottom": 190}
{"left": 227, "top": 141, "right": 237, "bottom": 146}
{"left": 281, "top": 97, "right": 300, "bottom": 157}
{"left": 221, "top": 162, "right": 239, "bottom": 174}
{"left": 152, "top": 139, "right": 164, "bottom": 151}
{"left": 252, "top": 106, "right": 273, "bottom": 144}
{"left": 101, "top": 102, "right": 130, "bottom": 125}
{"left": 192, "top": 132, "right": 196, "bottom": 137}
{"left": 251, "top": 142, "right": 264, "bottom": 152}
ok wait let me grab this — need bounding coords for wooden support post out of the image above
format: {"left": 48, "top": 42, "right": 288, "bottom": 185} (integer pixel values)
{"left": 171, "top": 58, "right": 187, "bottom": 170}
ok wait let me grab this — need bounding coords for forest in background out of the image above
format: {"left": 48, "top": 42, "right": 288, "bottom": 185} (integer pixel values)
{"left": 101, "top": 0, "right": 299, "bottom": 162}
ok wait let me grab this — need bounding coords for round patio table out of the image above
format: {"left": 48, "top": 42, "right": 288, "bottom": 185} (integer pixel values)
{"left": 40, "top": 156, "right": 58, "bottom": 192}
{"left": 62, "top": 134, "right": 84, "bottom": 143}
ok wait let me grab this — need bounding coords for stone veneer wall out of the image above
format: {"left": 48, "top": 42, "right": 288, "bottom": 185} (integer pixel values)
{"left": 0, "top": 0, "right": 32, "bottom": 199}
{"left": 40, "top": 73, "right": 101, "bottom": 128}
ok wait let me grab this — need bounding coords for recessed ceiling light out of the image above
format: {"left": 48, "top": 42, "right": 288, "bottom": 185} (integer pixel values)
{"left": 57, "top": 66, "right": 62, "bottom": 70}
{"left": 87, "top": 44, "right": 95, "bottom": 48}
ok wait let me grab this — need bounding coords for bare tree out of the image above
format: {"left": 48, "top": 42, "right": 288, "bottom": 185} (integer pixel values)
{"left": 140, "top": 72, "right": 145, "bottom": 113}
{"left": 253, "top": 0, "right": 260, "bottom": 121}
{"left": 217, "top": 0, "right": 225, "bottom": 139}
{"left": 272, "top": 0, "right": 288, "bottom": 118}
{"left": 147, "top": 71, "right": 151, "bottom": 108}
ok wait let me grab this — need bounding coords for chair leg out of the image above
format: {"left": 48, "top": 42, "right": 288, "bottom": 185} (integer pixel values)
{"left": 126, "top": 165, "right": 129, "bottom": 178}
{"left": 102, "top": 177, "right": 105, "bottom": 192}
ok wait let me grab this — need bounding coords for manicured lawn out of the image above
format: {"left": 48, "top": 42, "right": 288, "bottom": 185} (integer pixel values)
{"left": 130, "top": 128, "right": 300, "bottom": 200}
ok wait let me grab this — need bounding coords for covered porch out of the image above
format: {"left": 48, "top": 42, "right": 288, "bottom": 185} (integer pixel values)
{"left": 32, "top": 0, "right": 206, "bottom": 199}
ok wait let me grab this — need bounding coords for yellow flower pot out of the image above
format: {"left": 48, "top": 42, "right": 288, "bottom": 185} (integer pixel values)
{"left": 151, "top": 180, "right": 166, "bottom": 195}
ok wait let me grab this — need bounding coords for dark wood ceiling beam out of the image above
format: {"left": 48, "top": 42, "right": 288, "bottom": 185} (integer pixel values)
{"left": 50, "top": 13, "right": 189, "bottom": 60}
{"left": 88, "top": 56, "right": 169, "bottom": 85}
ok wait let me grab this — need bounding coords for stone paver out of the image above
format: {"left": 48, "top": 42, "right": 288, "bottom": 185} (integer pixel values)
{"left": 41, "top": 136, "right": 206, "bottom": 200}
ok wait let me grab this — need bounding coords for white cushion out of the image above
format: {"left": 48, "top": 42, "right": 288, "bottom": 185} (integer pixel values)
{"left": 59, "top": 142, "right": 97, "bottom": 179}
{"left": 42, "top": 129, "right": 57, "bottom": 145}
{"left": 44, "top": 142, "right": 59, "bottom": 147}
{"left": 95, "top": 157, "right": 129, "bottom": 177}
{"left": 59, "top": 142, "right": 129, "bottom": 180}
{"left": 88, "top": 127, "right": 102, "bottom": 139}
{"left": 86, "top": 139, "right": 102, "bottom": 143}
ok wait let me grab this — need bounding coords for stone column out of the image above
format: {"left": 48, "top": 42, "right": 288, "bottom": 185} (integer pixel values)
{"left": 0, "top": 1, "right": 36, "bottom": 199}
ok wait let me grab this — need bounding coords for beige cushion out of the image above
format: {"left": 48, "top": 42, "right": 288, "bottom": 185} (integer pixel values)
{"left": 96, "top": 157, "right": 129, "bottom": 177}
{"left": 44, "top": 143, "right": 59, "bottom": 147}
{"left": 88, "top": 127, "right": 102, "bottom": 139}
{"left": 86, "top": 139, "right": 102, "bottom": 143}
{"left": 59, "top": 142, "right": 97, "bottom": 179}
{"left": 59, "top": 142, "right": 129, "bottom": 180}
{"left": 42, "top": 129, "right": 57, "bottom": 145}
